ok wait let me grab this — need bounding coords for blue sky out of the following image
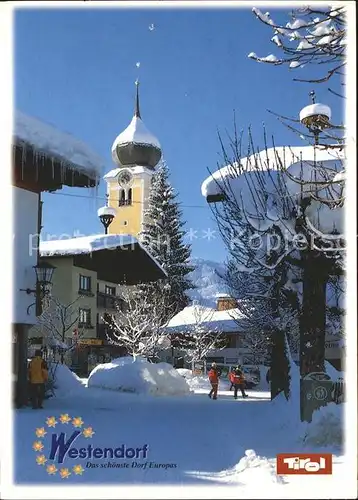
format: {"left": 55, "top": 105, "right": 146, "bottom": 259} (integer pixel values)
{"left": 14, "top": 6, "right": 343, "bottom": 263}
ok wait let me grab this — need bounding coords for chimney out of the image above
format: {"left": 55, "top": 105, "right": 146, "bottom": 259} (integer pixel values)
{"left": 216, "top": 293, "right": 237, "bottom": 311}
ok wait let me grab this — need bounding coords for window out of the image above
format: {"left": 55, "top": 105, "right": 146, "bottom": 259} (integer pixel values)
{"left": 123, "top": 221, "right": 128, "bottom": 226}
{"left": 105, "top": 285, "right": 116, "bottom": 296}
{"left": 118, "top": 188, "right": 132, "bottom": 206}
{"left": 79, "top": 275, "right": 91, "bottom": 292}
{"left": 79, "top": 308, "right": 91, "bottom": 326}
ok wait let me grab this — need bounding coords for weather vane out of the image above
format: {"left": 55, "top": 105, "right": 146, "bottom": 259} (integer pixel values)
{"left": 309, "top": 90, "right": 316, "bottom": 104}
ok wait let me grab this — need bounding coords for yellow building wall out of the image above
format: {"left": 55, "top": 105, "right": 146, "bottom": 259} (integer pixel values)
{"left": 107, "top": 179, "right": 144, "bottom": 237}
{"left": 72, "top": 265, "right": 98, "bottom": 340}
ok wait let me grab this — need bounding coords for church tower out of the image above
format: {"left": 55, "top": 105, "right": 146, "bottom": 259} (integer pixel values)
{"left": 103, "top": 82, "right": 162, "bottom": 237}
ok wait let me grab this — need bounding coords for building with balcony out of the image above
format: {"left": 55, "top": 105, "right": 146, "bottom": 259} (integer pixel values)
{"left": 28, "top": 233, "right": 166, "bottom": 375}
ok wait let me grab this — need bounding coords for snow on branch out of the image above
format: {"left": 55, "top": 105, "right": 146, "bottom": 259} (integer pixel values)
{"left": 31, "top": 295, "right": 87, "bottom": 360}
{"left": 103, "top": 284, "right": 174, "bottom": 359}
{"left": 249, "top": 5, "right": 346, "bottom": 86}
{"left": 172, "top": 303, "right": 226, "bottom": 363}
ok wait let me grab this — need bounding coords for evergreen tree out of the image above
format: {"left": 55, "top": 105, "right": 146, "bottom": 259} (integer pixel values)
{"left": 139, "top": 162, "right": 195, "bottom": 320}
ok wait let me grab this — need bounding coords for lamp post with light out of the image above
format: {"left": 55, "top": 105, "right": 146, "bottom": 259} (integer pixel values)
{"left": 98, "top": 194, "right": 116, "bottom": 234}
{"left": 17, "top": 261, "right": 56, "bottom": 407}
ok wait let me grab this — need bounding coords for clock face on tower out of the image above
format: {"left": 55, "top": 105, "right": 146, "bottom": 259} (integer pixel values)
{"left": 117, "top": 169, "right": 133, "bottom": 187}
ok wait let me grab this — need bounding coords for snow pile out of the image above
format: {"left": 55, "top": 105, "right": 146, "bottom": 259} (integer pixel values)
{"left": 48, "top": 362, "right": 85, "bottom": 397}
{"left": 186, "top": 375, "right": 212, "bottom": 392}
{"left": 88, "top": 357, "right": 191, "bottom": 396}
{"left": 14, "top": 110, "right": 104, "bottom": 177}
{"left": 302, "top": 402, "right": 344, "bottom": 447}
{"left": 187, "top": 449, "right": 285, "bottom": 486}
{"left": 188, "top": 257, "right": 227, "bottom": 307}
{"left": 232, "top": 449, "right": 285, "bottom": 484}
{"left": 176, "top": 368, "right": 194, "bottom": 379}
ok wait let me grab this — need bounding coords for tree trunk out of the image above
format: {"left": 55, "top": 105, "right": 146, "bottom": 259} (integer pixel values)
{"left": 270, "top": 265, "right": 290, "bottom": 401}
{"left": 270, "top": 330, "right": 290, "bottom": 400}
{"left": 299, "top": 252, "right": 328, "bottom": 376}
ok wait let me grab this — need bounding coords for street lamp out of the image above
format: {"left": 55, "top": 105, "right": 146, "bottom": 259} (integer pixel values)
{"left": 98, "top": 194, "right": 116, "bottom": 234}
{"left": 20, "top": 262, "right": 56, "bottom": 315}
{"left": 17, "top": 261, "right": 56, "bottom": 408}
{"left": 299, "top": 90, "right": 332, "bottom": 144}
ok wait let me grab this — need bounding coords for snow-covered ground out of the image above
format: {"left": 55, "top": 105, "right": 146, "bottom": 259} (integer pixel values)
{"left": 12, "top": 362, "right": 352, "bottom": 497}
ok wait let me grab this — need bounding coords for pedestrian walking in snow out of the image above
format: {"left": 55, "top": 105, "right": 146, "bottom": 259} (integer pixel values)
{"left": 208, "top": 362, "right": 220, "bottom": 400}
{"left": 28, "top": 350, "right": 48, "bottom": 409}
{"left": 228, "top": 369, "right": 235, "bottom": 391}
{"left": 232, "top": 365, "right": 248, "bottom": 399}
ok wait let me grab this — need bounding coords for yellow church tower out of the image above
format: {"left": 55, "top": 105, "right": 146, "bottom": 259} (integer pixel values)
{"left": 102, "top": 82, "right": 162, "bottom": 237}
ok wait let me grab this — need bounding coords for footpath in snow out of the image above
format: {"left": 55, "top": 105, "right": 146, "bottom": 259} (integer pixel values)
{"left": 12, "top": 361, "right": 352, "bottom": 497}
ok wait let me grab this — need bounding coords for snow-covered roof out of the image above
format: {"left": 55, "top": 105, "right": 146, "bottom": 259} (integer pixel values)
{"left": 103, "top": 166, "right": 153, "bottom": 181}
{"left": 14, "top": 111, "right": 105, "bottom": 179}
{"left": 40, "top": 234, "right": 137, "bottom": 257}
{"left": 215, "top": 293, "right": 232, "bottom": 299}
{"left": 111, "top": 116, "right": 161, "bottom": 160}
{"left": 40, "top": 233, "right": 168, "bottom": 279}
{"left": 201, "top": 145, "right": 345, "bottom": 199}
{"left": 166, "top": 305, "right": 244, "bottom": 333}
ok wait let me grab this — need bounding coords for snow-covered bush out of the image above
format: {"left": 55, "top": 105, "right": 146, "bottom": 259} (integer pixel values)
{"left": 88, "top": 357, "right": 191, "bottom": 396}
{"left": 302, "top": 402, "right": 344, "bottom": 447}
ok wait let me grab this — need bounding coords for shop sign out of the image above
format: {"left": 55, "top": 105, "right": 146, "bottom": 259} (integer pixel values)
{"left": 78, "top": 339, "right": 103, "bottom": 346}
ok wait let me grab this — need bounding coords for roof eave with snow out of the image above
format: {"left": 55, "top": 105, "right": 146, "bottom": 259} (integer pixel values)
{"left": 13, "top": 111, "right": 104, "bottom": 191}
{"left": 39, "top": 234, "right": 167, "bottom": 285}
{"left": 201, "top": 144, "right": 345, "bottom": 201}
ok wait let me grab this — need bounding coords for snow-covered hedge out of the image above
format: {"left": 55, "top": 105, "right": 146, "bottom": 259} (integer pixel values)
{"left": 88, "top": 357, "right": 191, "bottom": 396}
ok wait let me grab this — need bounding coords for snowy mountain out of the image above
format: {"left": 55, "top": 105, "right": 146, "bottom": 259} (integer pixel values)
{"left": 187, "top": 257, "right": 228, "bottom": 308}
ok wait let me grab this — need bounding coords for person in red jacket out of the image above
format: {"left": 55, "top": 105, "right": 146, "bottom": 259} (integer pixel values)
{"left": 208, "top": 362, "right": 220, "bottom": 400}
{"left": 232, "top": 365, "right": 248, "bottom": 399}
{"left": 228, "top": 369, "right": 235, "bottom": 391}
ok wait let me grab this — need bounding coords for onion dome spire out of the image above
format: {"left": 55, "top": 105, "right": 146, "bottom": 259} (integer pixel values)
{"left": 111, "top": 80, "right": 162, "bottom": 170}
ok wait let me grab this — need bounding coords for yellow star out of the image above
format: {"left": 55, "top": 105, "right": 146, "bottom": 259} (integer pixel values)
{"left": 46, "top": 464, "right": 57, "bottom": 475}
{"left": 36, "top": 454, "right": 47, "bottom": 466}
{"left": 46, "top": 416, "right": 57, "bottom": 428}
{"left": 72, "top": 416, "right": 84, "bottom": 428}
{"left": 73, "top": 464, "right": 85, "bottom": 475}
{"left": 59, "top": 413, "right": 71, "bottom": 424}
{"left": 83, "top": 426, "right": 95, "bottom": 438}
{"left": 33, "top": 441, "right": 44, "bottom": 452}
{"left": 59, "top": 467, "right": 71, "bottom": 479}
{"left": 35, "top": 427, "right": 47, "bottom": 438}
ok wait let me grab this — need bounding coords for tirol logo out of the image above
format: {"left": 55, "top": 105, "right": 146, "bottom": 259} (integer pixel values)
{"left": 32, "top": 414, "right": 149, "bottom": 478}
{"left": 276, "top": 453, "right": 333, "bottom": 475}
